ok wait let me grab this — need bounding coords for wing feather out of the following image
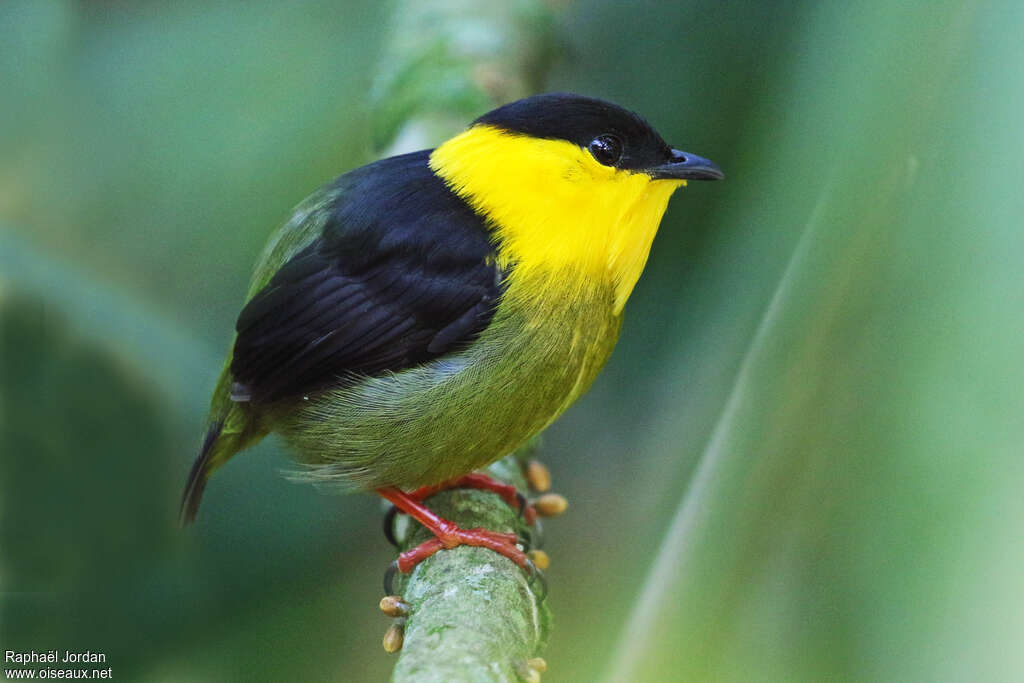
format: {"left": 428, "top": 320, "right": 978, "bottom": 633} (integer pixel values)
{"left": 229, "top": 151, "right": 501, "bottom": 404}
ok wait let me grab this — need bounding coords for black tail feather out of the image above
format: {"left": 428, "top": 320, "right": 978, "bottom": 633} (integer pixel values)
{"left": 179, "top": 421, "right": 224, "bottom": 526}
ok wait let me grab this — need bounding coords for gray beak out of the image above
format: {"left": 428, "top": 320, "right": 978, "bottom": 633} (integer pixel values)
{"left": 648, "top": 149, "right": 724, "bottom": 181}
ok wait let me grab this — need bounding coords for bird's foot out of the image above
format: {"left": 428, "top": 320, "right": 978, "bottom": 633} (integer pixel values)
{"left": 397, "top": 525, "right": 527, "bottom": 573}
{"left": 378, "top": 486, "right": 541, "bottom": 584}
{"left": 380, "top": 472, "right": 535, "bottom": 547}
{"left": 406, "top": 472, "right": 537, "bottom": 524}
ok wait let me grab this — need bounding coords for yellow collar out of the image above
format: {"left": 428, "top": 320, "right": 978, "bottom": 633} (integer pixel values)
{"left": 430, "top": 125, "right": 683, "bottom": 313}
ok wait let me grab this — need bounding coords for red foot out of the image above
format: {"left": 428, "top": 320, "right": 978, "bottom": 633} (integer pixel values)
{"left": 407, "top": 473, "right": 537, "bottom": 525}
{"left": 378, "top": 487, "right": 529, "bottom": 573}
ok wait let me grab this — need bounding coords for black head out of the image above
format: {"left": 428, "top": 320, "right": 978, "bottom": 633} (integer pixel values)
{"left": 473, "top": 93, "right": 723, "bottom": 181}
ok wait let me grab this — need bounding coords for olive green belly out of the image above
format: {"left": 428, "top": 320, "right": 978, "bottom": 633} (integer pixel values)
{"left": 273, "top": 274, "right": 621, "bottom": 491}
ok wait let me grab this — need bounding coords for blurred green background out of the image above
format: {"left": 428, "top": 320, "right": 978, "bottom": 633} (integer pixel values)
{"left": 3, "top": 0, "right": 1023, "bottom": 681}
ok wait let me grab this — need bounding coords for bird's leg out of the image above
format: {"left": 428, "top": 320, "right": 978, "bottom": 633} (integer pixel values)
{"left": 406, "top": 472, "right": 537, "bottom": 524}
{"left": 380, "top": 472, "right": 535, "bottom": 547}
{"left": 377, "top": 486, "right": 529, "bottom": 573}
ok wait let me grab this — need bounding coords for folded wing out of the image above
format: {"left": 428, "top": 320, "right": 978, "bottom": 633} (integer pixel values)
{"left": 230, "top": 151, "right": 501, "bottom": 404}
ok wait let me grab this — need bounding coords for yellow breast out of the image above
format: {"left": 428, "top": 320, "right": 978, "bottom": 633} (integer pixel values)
{"left": 430, "top": 125, "right": 684, "bottom": 314}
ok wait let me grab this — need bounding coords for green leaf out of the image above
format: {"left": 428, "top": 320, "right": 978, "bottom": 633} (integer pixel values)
{"left": 607, "top": 1, "right": 1024, "bottom": 680}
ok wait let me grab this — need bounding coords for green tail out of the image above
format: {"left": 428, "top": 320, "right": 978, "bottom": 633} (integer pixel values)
{"left": 179, "top": 368, "right": 266, "bottom": 526}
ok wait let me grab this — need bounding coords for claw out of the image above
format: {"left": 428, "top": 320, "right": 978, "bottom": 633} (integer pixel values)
{"left": 518, "top": 519, "right": 544, "bottom": 553}
{"left": 521, "top": 518, "right": 543, "bottom": 551}
{"left": 383, "top": 559, "right": 400, "bottom": 596}
{"left": 515, "top": 491, "right": 529, "bottom": 519}
{"left": 524, "top": 557, "right": 548, "bottom": 602}
{"left": 382, "top": 505, "right": 400, "bottom": 547}
{"left": 524, "top": 556, "right": 537, "bottom": 583}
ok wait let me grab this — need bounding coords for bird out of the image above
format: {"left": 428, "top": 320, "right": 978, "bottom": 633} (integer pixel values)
{"left": 180, "top": 92, "right": 722, "bottom": 576}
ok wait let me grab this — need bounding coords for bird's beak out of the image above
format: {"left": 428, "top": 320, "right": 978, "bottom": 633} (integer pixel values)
{"left": 648, "top": 149, "right": 724, "bottom": 181}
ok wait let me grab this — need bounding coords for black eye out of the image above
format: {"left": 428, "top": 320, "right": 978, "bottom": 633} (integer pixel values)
{"left": 588, "top": 134, "right": 623, "bottom": 166}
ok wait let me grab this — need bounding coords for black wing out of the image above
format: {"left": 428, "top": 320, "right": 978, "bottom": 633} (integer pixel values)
{"left": 230, "top": 151, "right": 501, "bottom": 404}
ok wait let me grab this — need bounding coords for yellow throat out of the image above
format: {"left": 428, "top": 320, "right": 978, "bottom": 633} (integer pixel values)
{"left": 430, "top": 125, "right": 685, "bottom": 314}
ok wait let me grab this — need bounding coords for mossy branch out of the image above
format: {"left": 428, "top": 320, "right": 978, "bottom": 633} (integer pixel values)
{"left": 383, "top": 454, "right": 553, "bottom": 683}
{"left": 367, "top": 3, "right": 566, "bottom": 679}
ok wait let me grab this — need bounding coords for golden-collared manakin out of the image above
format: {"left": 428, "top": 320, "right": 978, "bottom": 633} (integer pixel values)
{"left": 180, "top": 93, "right": 722, "bottom": 573}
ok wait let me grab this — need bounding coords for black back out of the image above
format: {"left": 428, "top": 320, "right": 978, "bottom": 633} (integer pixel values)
{"left": 231, "top": 151, "right": 501, "bottom": 404}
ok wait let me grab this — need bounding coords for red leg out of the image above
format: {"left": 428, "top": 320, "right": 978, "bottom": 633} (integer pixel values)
{"left": 378, "top": 487, "right": 528, "bottom": 573}
{"left": 407, "top": 473, "right": 537, "bottom": 524}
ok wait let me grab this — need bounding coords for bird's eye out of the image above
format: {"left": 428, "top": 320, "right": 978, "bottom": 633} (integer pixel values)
{"left": 588, "top": 135, "right": 623, "bottom": 166}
